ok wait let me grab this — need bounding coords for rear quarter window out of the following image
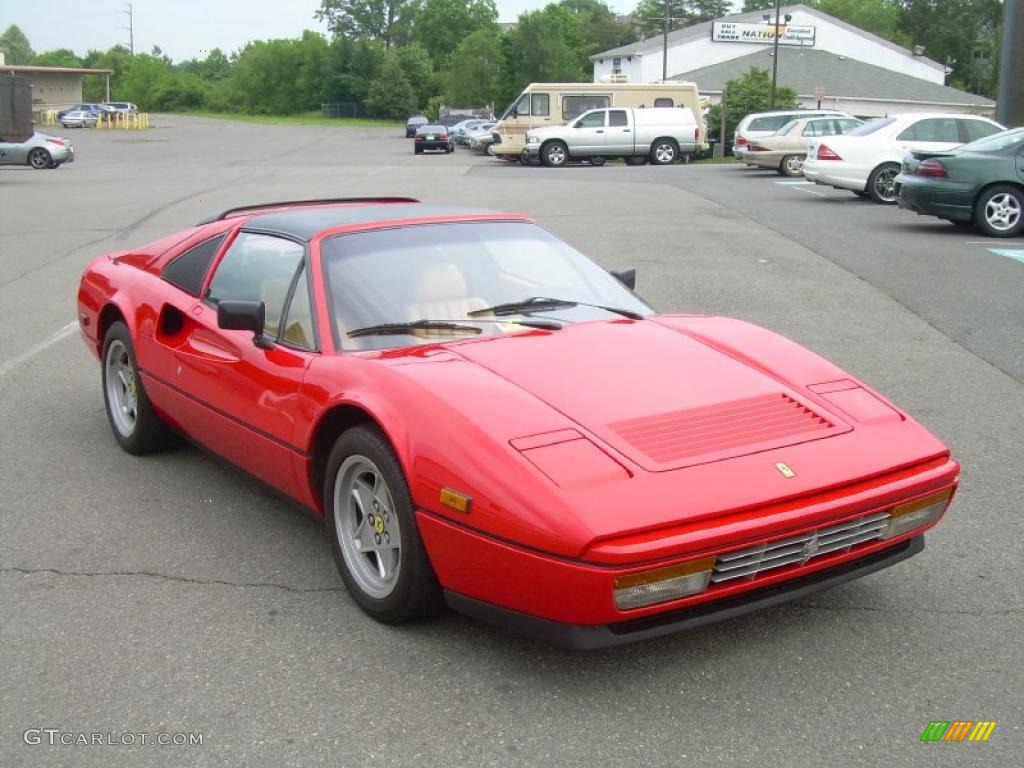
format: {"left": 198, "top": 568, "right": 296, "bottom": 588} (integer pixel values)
{"left": 748, "top": 115, "right": 792, "bottom": 131}
{"left": 161, "top": 235, "right": 226, "bottom": 297}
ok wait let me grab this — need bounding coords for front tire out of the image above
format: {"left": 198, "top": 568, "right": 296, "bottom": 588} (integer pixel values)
{"left": 28, "top": 148, "right": 51, "bottom": 170}
{"left": 866, "top": 162, "right": 901, "bottom": 204}
{"left": 650, "top": 138, "right": 678, "bottom": 165}
{"left": 325, "top": 425, "right": 443, "bottom": 623}
{"left": 101, "top": 321, "right": 178, "bottom": 454}
{"left": 974, "top": 185, "right": 1024, "bottom": 237}
{"left": 541, "top": 141, "right": 568, "bottom": 167}
{"left": 779, "top": 154, "right": 804, "bottom": 177}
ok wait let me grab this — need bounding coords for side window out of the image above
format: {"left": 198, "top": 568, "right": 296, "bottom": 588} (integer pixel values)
{"left": 836, "top": 119, "right": 861, "bottom": 133}
{"left": 962, "top": 119, "right": 1000, "bottom": 142}
{"left": 802, "top": 121, "right": 822, "bottom": 137}
{"left": 280, "top": 265, "right": 315, "bottom": 350}
{"left": 161, "top": 234, "right": 225, "bottom": 297}
{"left": 608, "top": 110, "right": 628, "bottom": 127}
{"left": 531, "top": 93, "right": 550, "bottom": 117}
{"left": 902, "top": 118, "right": 960, "bottom": 142}
{"left": 514, "top": 94, "right": 531, "bottom": 116}
{"left": 562, "top": 95, "right": 610, "bottom": 120}
{"left": 577, "top": 111, "right": 606, "bottom": 128}
{"left": 653, "top": 98, "right": 674, "bottom": 108}
{"left": 206, "top": 233, "right": 305, "bottom": 338}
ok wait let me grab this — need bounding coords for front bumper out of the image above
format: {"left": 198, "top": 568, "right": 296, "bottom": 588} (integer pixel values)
{"left": 446, "top": 536, "right": 923, "bottom": 649}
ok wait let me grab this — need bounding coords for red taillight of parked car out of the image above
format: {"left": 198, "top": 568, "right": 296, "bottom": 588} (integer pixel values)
{"left": 46, "top": 139, "right": 67, "bottom": 148}
{"left": 816, "top": 144, "right": 842, "bottom": 160}
{"left": 415, "top": 135, "right": 424, "bottom": 141}
{"left": 748, "top": 144, "right": 770, "bottom": 152}
{"left": 736, "top": 135, "right": 748, "bottom": 146}
{"left": 439, "top": 133, "right": 448, "bottom": 140}
{"left": 916, "top": 159, "right": 947, "bottom": 177}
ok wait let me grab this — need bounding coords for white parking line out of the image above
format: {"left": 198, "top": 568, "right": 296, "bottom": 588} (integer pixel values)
{"left": 773, "top": 180, "right": 815, "bottom": 186}
{"left": 0, "top": 322, "right": 79, "bottom": 379}
{"left": 789, "top": 186, "right": 830, "bottom": 198}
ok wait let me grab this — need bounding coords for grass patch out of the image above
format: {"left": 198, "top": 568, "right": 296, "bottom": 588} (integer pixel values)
{"left": 176, "top": 111, "right": 402, "bottom": 128}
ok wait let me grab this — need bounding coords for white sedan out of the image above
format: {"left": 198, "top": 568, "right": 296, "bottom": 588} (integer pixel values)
{"left": 802, "top": 113, "right": 1004, "bottom": 203}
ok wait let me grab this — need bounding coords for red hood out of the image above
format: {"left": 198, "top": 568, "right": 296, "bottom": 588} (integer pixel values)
{"left": 451, "top": 319, "right": 852, "bottom": 471}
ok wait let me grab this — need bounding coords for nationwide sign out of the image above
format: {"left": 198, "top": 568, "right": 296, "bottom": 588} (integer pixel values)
{"left": 711, "top": 21, "right": 817, "bottom": 47}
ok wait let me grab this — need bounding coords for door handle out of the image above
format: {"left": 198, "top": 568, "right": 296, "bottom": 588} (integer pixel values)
{"left": 596, "top": 130, "right": 604, "bottom": 133}
{"left": 623, "top": 129, "right": 631, "bottom": 132}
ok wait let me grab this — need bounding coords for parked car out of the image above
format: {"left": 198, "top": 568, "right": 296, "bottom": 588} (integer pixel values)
{"left": 77, "top": 197, "right": 959, "bottom": 649}
{"left": 468, "top": 123, "right": 497, "bottom": 155}
{"left": 745, "top": 116, "right": 864, "bottom": 176}
{"left": 405, "top": 115, "right": 428, "bottom": 138}
{"left": 452, "top": 119, "right": 487, "bottom": 145}
{"left": 414, "top": 124, "right": 455, "bottom": 154}
{"left": 436, "top": 114, "right": 466, "bottom": 128}
{"left": 524, "top": 107, "right": 699, "bottom": 167}
{"left": 803, "top": 113, "right": 1004, "bottom": 203}
{"left": 734, "top": 109, "right": 853, "bottom": 165}
{"left": 60, "top": 110, "right": 99, "bottom": 129}
{"left": 105, "top": 101, "right": 138, "bottom": 113}
{"left": 0, "top": 131, "right": 74, "bottom": 169}
{"left": 895, "top": 126, "right": 1024, "bottom": 237}
{"left": 56, "top": 103, "right": 101, "bottom": 120}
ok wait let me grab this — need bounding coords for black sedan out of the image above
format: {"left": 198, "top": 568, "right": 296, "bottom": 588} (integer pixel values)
{"left": 413, "top": 125, "right": 454, "bottom": 154}
{"left": 895, "top": 127, "right": 1024, "bottom": 238}
{"left": 405, "top": 115, "right": 428, "bottom": 138}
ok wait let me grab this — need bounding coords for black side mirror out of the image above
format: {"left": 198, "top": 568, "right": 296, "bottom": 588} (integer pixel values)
{"left": 217, "top": 300, "right": 273, "bottom": 349}
{"left": 610, "top": 267, "right": 636, "bottom": 290}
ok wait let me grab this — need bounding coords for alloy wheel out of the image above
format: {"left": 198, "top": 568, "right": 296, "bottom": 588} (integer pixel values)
{"left": 984, "top": 192, "right": 1022, "bottom": 232}
{"left": 104, "top": 339, "right": 138, "bottom": 437}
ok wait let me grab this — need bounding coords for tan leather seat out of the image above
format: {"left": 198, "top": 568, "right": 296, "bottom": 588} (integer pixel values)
{"left": 406, "top": 263, "right": 488, "bottom": 337}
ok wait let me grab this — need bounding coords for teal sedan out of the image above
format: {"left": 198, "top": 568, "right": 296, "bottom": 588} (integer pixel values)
{"left": 895, "top": 127, "right": 1024, "bottom": 237}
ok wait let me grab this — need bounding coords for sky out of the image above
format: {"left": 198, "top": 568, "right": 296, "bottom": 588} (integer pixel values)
{"left": 2, "top": 0, "right": 640, "bottom": 64}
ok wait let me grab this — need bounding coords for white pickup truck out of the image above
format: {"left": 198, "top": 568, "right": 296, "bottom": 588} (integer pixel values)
{"left": 523, "top": 107, "right": 700, "bottom": 167}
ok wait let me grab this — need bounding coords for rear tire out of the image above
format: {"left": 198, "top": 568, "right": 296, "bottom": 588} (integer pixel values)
{"left": 101, "top": 321, "right": 178, "bottom": 455}
{"left": 778, "top": 154, "right": 804, "bottom": 177}
{"left": 541, "top": 141, "right": 568, "bottom": 168}
{"left": 650, "top": 138, "right": 678, "bottom": 165}
{"left": 324, "top": 425, "right": 444, "bottom": 623}
{"left": 866, "top": 162, "right": 901, "bottom": 204}
{"left": 28, "top": 148, "right": 51, "bottom": 170}
{"left": 974, "top": 185, "right": 1024, "bottom": 238}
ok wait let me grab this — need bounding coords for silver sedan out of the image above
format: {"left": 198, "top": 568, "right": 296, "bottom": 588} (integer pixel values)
{"left": 0, "top": 132, "right": 75, "bottom": 169}
{"left": 60, "top": 110, "right": 99, "bottom": 128}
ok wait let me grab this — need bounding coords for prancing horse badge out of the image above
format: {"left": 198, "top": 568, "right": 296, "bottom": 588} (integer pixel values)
{"left": 775, "top": 462, "right": 797, "bottom": 479}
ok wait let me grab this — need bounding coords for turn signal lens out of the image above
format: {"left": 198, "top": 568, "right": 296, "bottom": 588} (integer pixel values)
{"left": 880, "top": 488, "right": 953, "bottom": 540}
{"left": 614, "top": 557, "right": 715, "bottom": 610}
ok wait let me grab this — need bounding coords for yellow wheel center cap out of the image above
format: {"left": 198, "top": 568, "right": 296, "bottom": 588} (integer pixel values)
{"left": 374, "top": 517, "right": 386, "bottom": 534}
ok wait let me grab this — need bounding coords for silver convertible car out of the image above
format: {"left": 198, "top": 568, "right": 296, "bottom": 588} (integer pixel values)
{"left": 0, "top": 132, "right": 75, "bottom": 170}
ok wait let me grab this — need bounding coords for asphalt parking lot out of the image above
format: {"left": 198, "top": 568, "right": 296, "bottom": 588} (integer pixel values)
{"left": 1, "top": 115, "right": 1022, "bottom": 767}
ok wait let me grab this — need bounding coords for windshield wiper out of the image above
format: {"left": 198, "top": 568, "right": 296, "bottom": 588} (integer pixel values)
{"left": 468, "top": 296, "right": 644, "bottom": 320}
{"left": 347, "top": 317, "right": 562, "bottom": 338}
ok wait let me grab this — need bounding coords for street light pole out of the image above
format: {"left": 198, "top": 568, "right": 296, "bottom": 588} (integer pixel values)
{"left": 770, "top": 0, "right": 781, "bottom": 108}
{"left": 663, "top": 0, "right": 669, "bottom": 81}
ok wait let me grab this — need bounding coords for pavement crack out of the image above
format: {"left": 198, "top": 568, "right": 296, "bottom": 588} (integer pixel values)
{"left": 792, "top": 601, "right": 1021, "bottom": 617}
{"left": 0, "top": 566, "right": 343, "bottom": 593}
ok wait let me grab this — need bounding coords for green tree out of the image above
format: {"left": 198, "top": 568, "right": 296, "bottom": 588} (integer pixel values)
{"left": 316, "top": 0, "right": 413, "bottom": 47}
{"left": 408, "top": 0, "right": 497, "bottom": 63}
{"left": 445, "top": 28, "right": 503, "bottom": 106}
{"left": 365, "top": 56, "right": 418, "bottom": 117}
{"left": 498, "top": 9, "right": 583, "bottom": 108}
{"left": 33, "top": 49, "right": 83, "bottom": 68}
{"left": 0, "top": 24, "right": 35, "bottom": 64}
{"left": 393, "top": 42, "right": 437, "bottom": 108}
{"left": 809, "top": 0, "right": 908, "bottom": 45}
{"left": 557, "top": 0, "right": 637, "bottom": 75}
{"left": 705, "top": 67, "right": 799, "bottom": 141}
{"left": 632, "top": 0, "right": 691, "bottom": 39}
{"left": 741, "top": 0, "right": 772, "bottom": 11}
{"left": 688, "top": 0, "right": 731, "bottom": 22}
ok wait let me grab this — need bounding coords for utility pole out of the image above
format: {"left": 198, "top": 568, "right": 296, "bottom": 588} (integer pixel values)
{"left": 663, "top": 0, "right": 669, "bottom": 81}
{"left": 997, "top": 0, "right": 1024, "bottom": 125}
{"left": 121, "top": 3, "right": 135, "bottom": 55}
{"left": 770, "top": 0, "right": 782, "bottom": 108}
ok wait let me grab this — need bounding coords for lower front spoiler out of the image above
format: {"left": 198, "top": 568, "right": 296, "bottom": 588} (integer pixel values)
{"left": 445, "top": 535, "right": 923, "bottom": 650}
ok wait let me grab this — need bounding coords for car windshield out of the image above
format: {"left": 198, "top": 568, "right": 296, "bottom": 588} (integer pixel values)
{"left": 321, "top": 221, "right": 653, "bottom": 351}
{"left": 847, "top": 117, "right": 897, "bottom": 136}
{"left": 775, "top": 120, "right": 798, "bottom": 135}
{"left": 958, "top": 127, "right": 1024, "bottom": 152}
{"left": 417, "top": 125, "right": 445, "bottom": 133}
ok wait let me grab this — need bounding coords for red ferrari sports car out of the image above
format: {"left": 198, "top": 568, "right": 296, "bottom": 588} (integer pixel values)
{"left": 77, "top": 197, "right": 959, "bottom": 648}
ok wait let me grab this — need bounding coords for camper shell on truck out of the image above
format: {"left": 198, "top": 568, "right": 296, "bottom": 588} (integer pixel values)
{"left": 524, "top": 107, "right": 700, "bottom": 166}
{"left": 491, "top": 82, "right": 706, "bottom": 160}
